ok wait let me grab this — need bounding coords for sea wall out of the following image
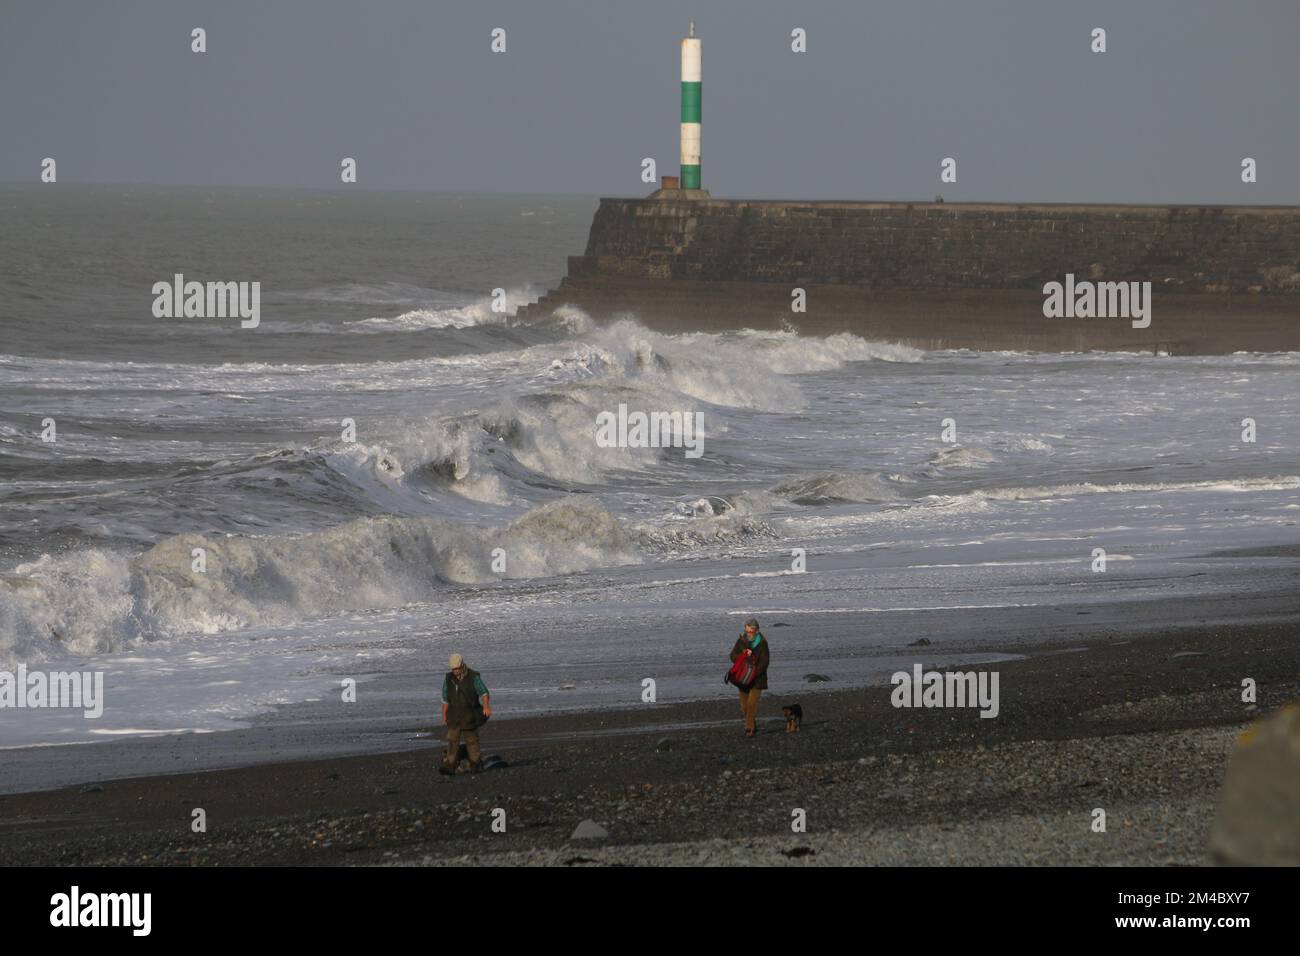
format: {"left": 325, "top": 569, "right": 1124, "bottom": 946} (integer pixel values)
{"left": 515, "top": 199, "right": 1300, "bottom": 353}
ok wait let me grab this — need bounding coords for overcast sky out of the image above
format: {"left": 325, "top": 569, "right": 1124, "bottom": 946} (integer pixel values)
{"left": 2, "top": 0, "right": 1297, "bottom": 202}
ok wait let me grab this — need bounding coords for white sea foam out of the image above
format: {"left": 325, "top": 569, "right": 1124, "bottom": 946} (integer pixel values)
{"left": 330, "top": 319, "right": 919, "bottom": 492}
{"left": 350, "top": 286, "right": 538, "bottom": 331}
{"left": 0, "top": 500, "right": 641, "bottom": 667}
{"left": 633, "top": 512, "right": 778, "bottom": 555}
{"left": 4, "top": 312, "right": 1298, "bottom": 695}
{"left": 924, "top": 445, "right": 998, "bottom": 471}
{"left": 548, "top": 320, "right": 918, "bottom": 413}
{"left": 771, "top": 471, "right": 904, "bottom": 504}
{"left": 951, "top": 474, "right": 1300, "bottom": 503}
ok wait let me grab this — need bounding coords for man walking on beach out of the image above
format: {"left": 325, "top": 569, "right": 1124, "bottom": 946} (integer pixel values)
{"left": 729, "top": 617, "right": 770, "bottom": 737}
{"left": 439, "top": 653, "right": 491, "bottom": 775}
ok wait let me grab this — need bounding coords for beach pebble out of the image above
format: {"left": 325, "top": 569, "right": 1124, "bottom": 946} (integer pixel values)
{"left": 571, "top": 819, "right": 609, "bottom": 840}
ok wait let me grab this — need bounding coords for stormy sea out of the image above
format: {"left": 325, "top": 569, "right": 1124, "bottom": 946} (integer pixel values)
{"left": 2, "top": 184, "right": 1297, "bottom": 753}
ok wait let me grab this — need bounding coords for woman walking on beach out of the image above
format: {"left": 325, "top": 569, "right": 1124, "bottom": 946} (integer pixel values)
{"left": 728, "top": 617, "right": 770, "bottom": 737}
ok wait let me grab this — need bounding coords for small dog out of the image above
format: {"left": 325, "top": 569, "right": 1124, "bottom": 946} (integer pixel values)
{"left": 782, "top": 703, "right": 803, "bottom": 733}
{"left": 438, "top": 742, "right": 478, "bottom": 776}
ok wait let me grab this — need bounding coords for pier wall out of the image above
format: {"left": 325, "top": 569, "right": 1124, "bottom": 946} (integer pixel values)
{"left": 515, "top": 199, "right": 1300, "bottom": 353}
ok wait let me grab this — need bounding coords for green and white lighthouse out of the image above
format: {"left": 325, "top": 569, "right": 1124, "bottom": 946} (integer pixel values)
{"left": 680, "top": 22, "right": 701, "bottom": 189}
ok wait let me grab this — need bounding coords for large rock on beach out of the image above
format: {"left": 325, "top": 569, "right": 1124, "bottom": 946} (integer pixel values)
{"left": 1209, "top": 704, "right": 1300, "bottom": 865}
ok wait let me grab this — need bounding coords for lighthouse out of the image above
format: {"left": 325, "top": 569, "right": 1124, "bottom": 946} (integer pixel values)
{"left": 680, "top": 22, "right": 701, "bottom": 189}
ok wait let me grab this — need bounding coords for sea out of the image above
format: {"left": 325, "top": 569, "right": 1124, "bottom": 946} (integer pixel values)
{"left": 2, "top": 184, "right": 1297, "bottom": 748}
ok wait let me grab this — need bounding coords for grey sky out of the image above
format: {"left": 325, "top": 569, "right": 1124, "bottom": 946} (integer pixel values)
{"left": 2, "top": 0, "right": 1297, "bottom": 202}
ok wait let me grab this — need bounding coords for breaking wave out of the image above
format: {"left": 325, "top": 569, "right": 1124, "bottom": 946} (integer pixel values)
{"left": 308, "top": 319, "right": 920, "bottom": 495}
{"left": 0, "top": 500, "right": 641, "bottom": 667}
{"left": 349, "top": 287, "right": 539, "bottom": 332}
{"left": 770, "top": 471, "right": 904, "bottom": 505}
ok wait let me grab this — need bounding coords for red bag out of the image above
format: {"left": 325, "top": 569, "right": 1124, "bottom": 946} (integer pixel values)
{"left": 725, "top": 649, "right": 759, "bottom": 689}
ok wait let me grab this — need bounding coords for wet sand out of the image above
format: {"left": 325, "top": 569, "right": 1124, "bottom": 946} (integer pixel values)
{"left": 2, "top": 620, "right": 1297, "bottom": 866}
